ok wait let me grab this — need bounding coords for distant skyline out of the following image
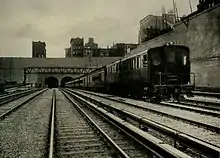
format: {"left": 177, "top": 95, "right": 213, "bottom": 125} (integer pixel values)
{"left": 0, "top": 0, "right": 199, "bottom": 57}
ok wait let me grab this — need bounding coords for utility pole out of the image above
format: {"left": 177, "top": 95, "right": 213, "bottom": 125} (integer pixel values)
{"left": 172, "top": 0, "right": 176, "bottom": 23}
{"left": 189, "top": 0, "right": 193, "bottom": 13}
{"left": 172, "top": 0, "right": 179, "bottom": 23}
{"left": 162, "top": 6, "right": 166, "bottom": 30}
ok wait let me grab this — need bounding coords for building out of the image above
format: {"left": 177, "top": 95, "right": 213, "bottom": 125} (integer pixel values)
{"left": 84, "top": 37, "right": 98, "bottom": 57}
{"left": 84, "top": 47, "right": 93, "bottom": 57}
{"left": 111, "top": 43, "right": 138, "bottom": 56}
{"left": 138, "top": 13, "right": 175, "bottom": 44}
{"left": 65, "top": 48, "right": 71, "bottom": 58}
{"left": 70, "top": 37, "right": 84, "bottom": 57}
{"left": 32, "top": 41, "right": 46, "bottom": 58}
{"left": 65, "top": 37, "right": 137, "bottom": 57}
{"left": 197, "top": 0, "right": 220, "bottom": 12}
{"left": 85, "top": 37, "right": 98, "bottom": 49}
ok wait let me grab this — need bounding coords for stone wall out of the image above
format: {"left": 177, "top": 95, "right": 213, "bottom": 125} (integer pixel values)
{"left": 0, "top": 57, "right": 121, "bottom": 84}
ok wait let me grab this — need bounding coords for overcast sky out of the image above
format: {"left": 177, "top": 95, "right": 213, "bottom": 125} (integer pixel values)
{"left": 0, "top": 0, "right": 199, "bottom": 57}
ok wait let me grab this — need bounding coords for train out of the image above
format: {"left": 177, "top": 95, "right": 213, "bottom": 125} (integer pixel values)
{"left": 65, "top": 42, "right": 195, "bottom": 102}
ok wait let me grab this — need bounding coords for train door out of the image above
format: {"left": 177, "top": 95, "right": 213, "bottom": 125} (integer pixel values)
{"left": 147, "top": 48, "right": 162, "bottom": 86}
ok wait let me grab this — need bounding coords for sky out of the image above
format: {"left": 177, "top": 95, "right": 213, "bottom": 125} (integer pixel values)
{"left": 0, "top": 0, "right": 199, "bottom": 57}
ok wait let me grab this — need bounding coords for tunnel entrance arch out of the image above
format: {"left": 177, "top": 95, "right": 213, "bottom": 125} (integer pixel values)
{"left": 45, "top": 76, "right": 59, "bottom": 88}
{"left": 61, "top": 76, "right": 73, "bottom": 87}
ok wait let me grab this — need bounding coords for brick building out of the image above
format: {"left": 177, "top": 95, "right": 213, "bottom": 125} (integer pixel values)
{"left": 65, "top": 37, "right": 137, "bottom": 57}
{"left": 32, "top": 41, "right": 46, "bottom": 58}
{"left": 84, "top": 37, "right": 98, "bottom": 57}
{"left": 85, "top": 37, "right": 98, "bottom": 49}
{"left": 65, "top": 48, "right": 71, "bottom": 58}
{"left": 70, "top": 37, "right": 84, "bottom": 57}
{"left": 111, "top": 43, "right": 138, "bottom": 56}
{"left": 138, "top": 13, "right": 175, "bottom": 44}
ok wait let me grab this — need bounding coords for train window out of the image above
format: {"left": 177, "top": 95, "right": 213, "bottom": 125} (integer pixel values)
{"left": 116, "top": 64, "right": 119, "bottom": 72}
{"left": 143, "top": 55, "right": 148, "bottom": 67}
{"left": 167, "top": 51, "right": 175, "bottom": 63}
{"left": 137, "top": 57, "right": 139, "bottom": 68}
{"left": 182, "top": 54, "right": 187, "bottom": 65}
{"left": 151, "top": 52, "right": 161, "bottom": 66}
{"left": 129, "top": 59, "right": 133, "bottom": 70}
{"left": 143, "top": 55, "right": 148, "bottom": 61}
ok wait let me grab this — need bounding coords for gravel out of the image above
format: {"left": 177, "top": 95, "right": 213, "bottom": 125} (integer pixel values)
{"left": 0, "top": 89, "right": 52, "bottom": 158}
{"left": 55, "top": 89, "right": 114, "bottom": 158}
{"left": 188, "top": 96, "right": 220, "bottom": 104}
{"left": 75, "top": 90, "right": 220, "bottom": 148}
{"left": 0, "top": 90, "right": 42, "bottom": 116}
{"left": 120, "top": 99, "right": 220, "bottom": 127}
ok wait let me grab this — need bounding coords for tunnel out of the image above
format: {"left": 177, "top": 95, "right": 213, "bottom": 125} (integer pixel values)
{"left": 60, "top": 76, "right": 73, "bottom": 87}
{"left": 45, "top": 77, "right": 59, "bottom": 88}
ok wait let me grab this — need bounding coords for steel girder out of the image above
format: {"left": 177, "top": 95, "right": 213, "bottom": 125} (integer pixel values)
{"left": 23, "top": 67, "right": 97, "bottom": 75}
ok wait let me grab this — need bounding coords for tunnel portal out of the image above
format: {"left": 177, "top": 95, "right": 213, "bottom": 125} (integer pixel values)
{"left": 61, "top": 76, "right": 73, "bottom": 87}
{"left": 45, "top": 77, "right": 59, "bottom": 88}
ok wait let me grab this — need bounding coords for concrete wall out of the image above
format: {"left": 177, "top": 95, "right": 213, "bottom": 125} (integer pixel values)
{"left": 0, "top": 57, "right": 121, "bottom": 84}
{"left": 129, "top": 6, "right": 220, "bottom": 87}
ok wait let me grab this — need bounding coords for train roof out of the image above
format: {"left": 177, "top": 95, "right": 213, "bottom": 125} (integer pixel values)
{"left": 107, "top": 44, "right": 189, "bottom": 67}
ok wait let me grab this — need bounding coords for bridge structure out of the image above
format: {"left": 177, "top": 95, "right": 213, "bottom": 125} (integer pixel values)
{"left": 0, "top": 57, "right": 121, "bottom": 88}
{"left": 23, "top": 67, "right": 97, "bottom": 87}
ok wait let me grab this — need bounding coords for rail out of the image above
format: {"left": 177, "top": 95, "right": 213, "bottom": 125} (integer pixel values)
{"left": 0, "top": 89, "right": 46, "bottom": 120}
{"left": 48, "top": 90, "right": 56, "bottom": 158}
{"left": 61, "top": 90, "right": 131, "bottom": 158}
{"left": 0, "top": 89, "right": 42, "bottom": 106}
{"left": 70, "top": 89, "right": 220, "bottom": 158}
{"left": 64, "top": 89, "right": 192, "bottom": 158}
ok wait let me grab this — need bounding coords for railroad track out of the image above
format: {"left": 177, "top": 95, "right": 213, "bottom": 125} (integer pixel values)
{"left": 53, "top": 90, "right": 151, "bottom": 157}
{"left": 74, "top": 89, "right": 220, "bottom": 133}
{"left": 0, "top": 89, "right": 51, "bottom": 157}
{"left": 0, "top": 88, "right": 218, "bottom": 157}
{"left": 58, "top": 91, "right": 189, "bottom": 157}
{"left": 0, "top": 88, "right": 41, "bottom": 106}
{"left": 180, "top": 97, "right": 220, "bottom": 111}
{"left": 0, "top": 89, "right": 46, "bottom": 120}
{"left": 193, "top": 91, "right": 220, "bottom": 99}
{"left": 159, "top": 101, "right": 220, "bottom": 117}
{"left": 69, "top": 88, "right": 220, "bottom": 158}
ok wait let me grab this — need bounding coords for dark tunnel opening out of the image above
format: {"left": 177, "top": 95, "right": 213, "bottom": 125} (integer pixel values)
{"left": 61, "top": 76, "right": 73, "bottom": 87}
{"left": 45, "top": 77, "right": 59, "bottom": 88}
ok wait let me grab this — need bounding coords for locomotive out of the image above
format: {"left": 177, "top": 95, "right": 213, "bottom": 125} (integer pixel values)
{"left": 66, "top": 43, "right": 195, "bottom": 102}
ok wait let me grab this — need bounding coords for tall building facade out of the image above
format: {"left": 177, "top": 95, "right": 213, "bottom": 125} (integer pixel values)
{"left": 70, "top": 37, "right": 84, "bottom": 57}
{"left": 84, "top": 37, "right": 98, "bottom": 57}
{"left": 32, "top": 41, "right": 46, "bottom": 58}
{"left": 65, "top": 37, "right": 138, "bottom": 57}
{"left": 65, "top": 48, "right": 71, "bottom": 58}
{"left": 85, "top": 37, "right": 98, "bottom": 49}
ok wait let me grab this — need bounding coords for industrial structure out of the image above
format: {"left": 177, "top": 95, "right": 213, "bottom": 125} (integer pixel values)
{"left": 138, "top": 12, "right": 176, "bottom": 44}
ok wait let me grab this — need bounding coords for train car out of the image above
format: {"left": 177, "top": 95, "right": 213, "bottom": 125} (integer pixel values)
{"left": 105, "top": 43, "right": 194, "bottom": 101}
{"left": 66, "top": 43, "right": 195, "bottom": 102}
{"left": 66, "top": 67, "right": 106, "bottom": 92}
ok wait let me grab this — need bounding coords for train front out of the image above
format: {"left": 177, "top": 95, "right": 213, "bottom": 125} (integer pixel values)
{"left": 148, "top": 44, "right": 195, "bottom": 101}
